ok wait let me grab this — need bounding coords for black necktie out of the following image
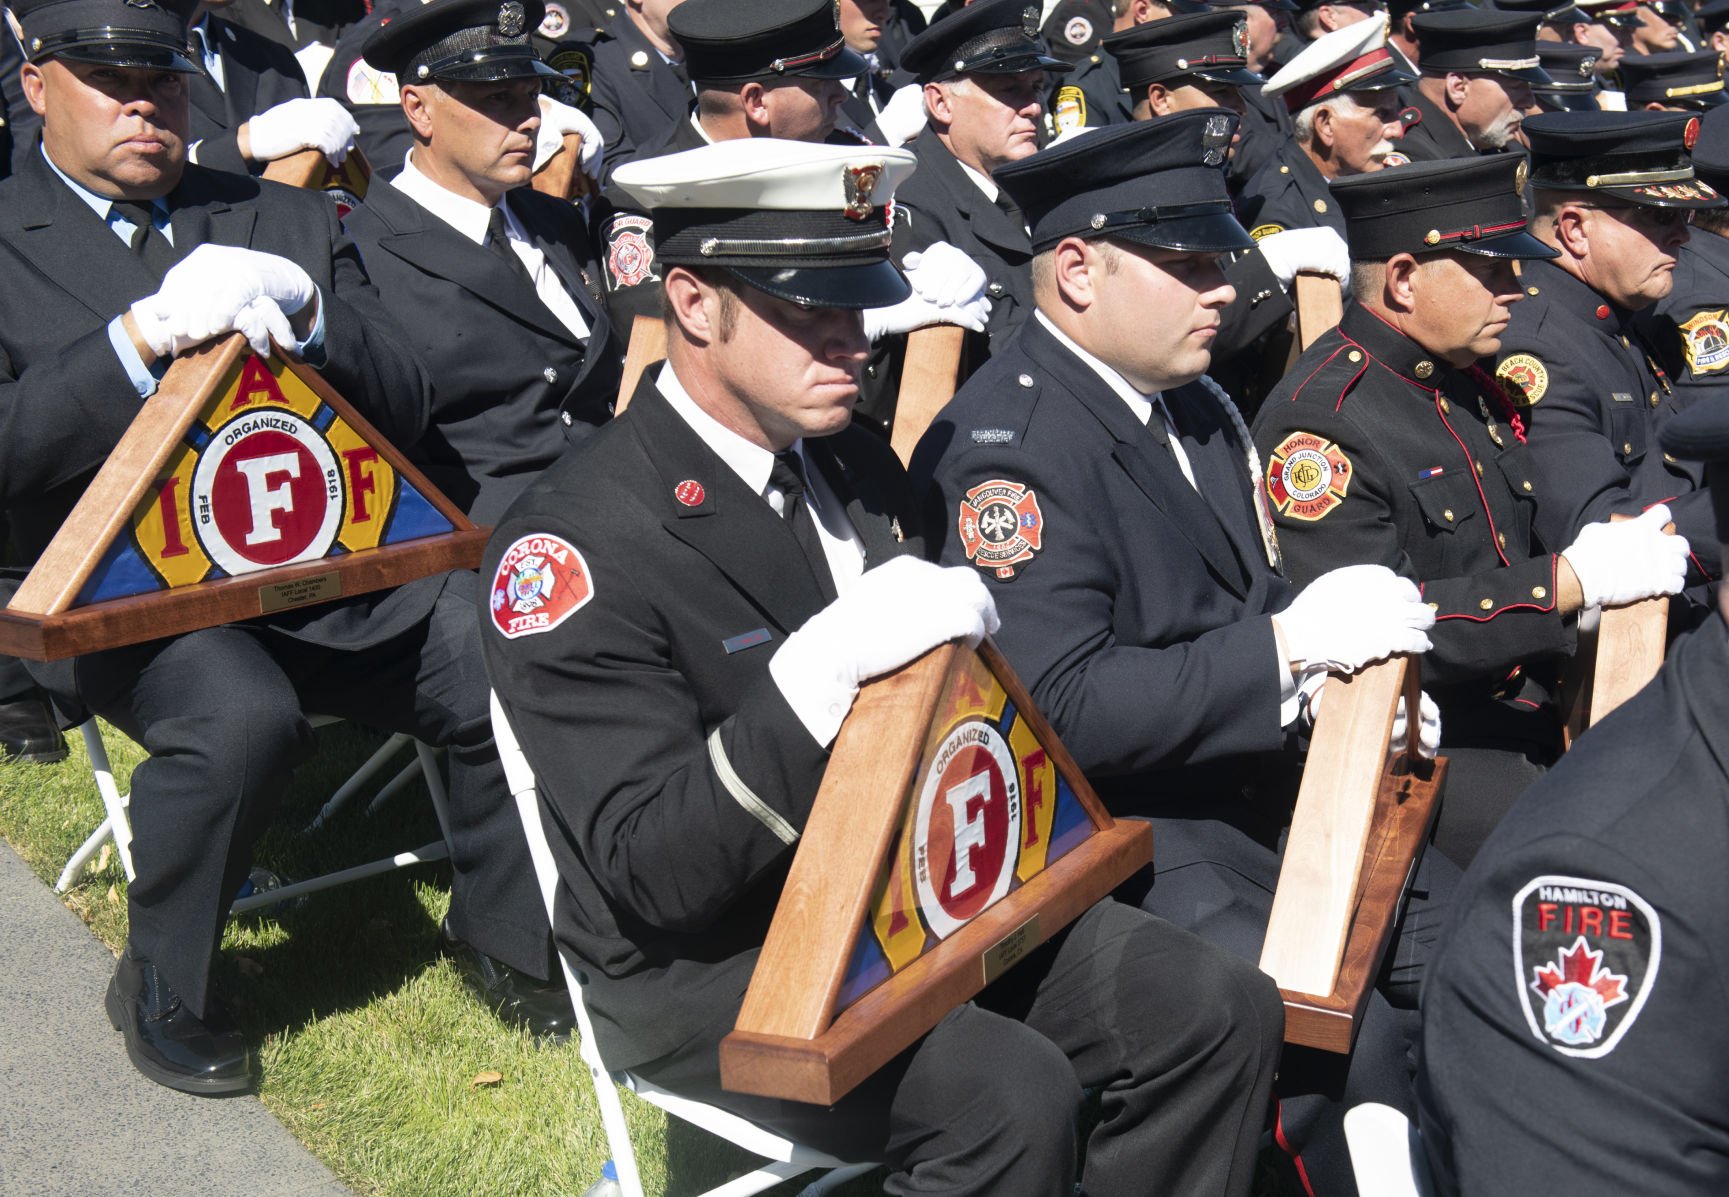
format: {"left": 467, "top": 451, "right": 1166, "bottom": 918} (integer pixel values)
{"left": 769, "top": 451, "right": 838, "bottom": 604}
{"left": 113, "top": 200, "right": 178, "bottom": 279}
{"left": 486, "top": 206, "right": 539, "bottom": 291}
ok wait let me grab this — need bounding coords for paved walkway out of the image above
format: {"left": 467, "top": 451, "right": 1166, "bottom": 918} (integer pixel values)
{"left": 0, "top": 841, "right": 350, "bottom": 1197}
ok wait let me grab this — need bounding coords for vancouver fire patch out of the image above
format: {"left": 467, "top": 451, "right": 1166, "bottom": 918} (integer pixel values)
{"left": 1514, "top": 875, "right": 1660, "bottom": 1059}
{"left": 489, "top": 533, "right": 594, "bottom": 639}
{"left": 958, "top": 479, "right": 1045, "bottom": 579}
{"left": 1266, "top": 431, "right": 1353, "bottom": 522}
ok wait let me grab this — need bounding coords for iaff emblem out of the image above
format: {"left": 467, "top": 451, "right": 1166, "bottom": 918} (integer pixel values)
{"left": 192, "top": 407, "right": 344, "bottom": 575}
{"left": 489, "top": 533, "right": 594, "bottom": 639}
{"left": 911, "top": 719, "right": 1022, "bottom": 939}
{"left": 1680, "top": 309, "right": 1729, "bottom": 376}
{"left": 843, "top": 163, "right": 883, "bottom": 221}
{"left": 1514, "top": 875, "right": 1661, "bottom": 1059}
{"left": 1266, "top": 431, "right": 1352, "bottom": 522}
{"left": 957, "top": 479, "right": 1044, "bottom": 579}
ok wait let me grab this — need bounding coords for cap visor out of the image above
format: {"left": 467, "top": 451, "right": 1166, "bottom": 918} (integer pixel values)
{"left": 437, "top": 55, "right": 563, "bottom": 81}
{"left": 1601, "top": 183, "right": 1728, "bottom": 209}
{"left": 1496, "top": 66, "right": 1553, "bottom": 84}
{"left": 966, "top": 51, "right": 1068, "bottom": 75}
{"left": 1454, "top": 230, "right": 1562, "bottom": 259}
{"left": 1111, "top": 211, "right": 1257, "bottom": 254}
{"left": 727, "top": 259, "right": 912, "bottom": 310}
{"left": 54, "top": 44, "right": 202, "bottom": 74}
{"left": 1192, "top": 66, "right": 1266, "bottom": 86}
{"left": 794, "top": 46, "right": 872, "bottom": 79}
{"left": 1352, "top": 66, "right": 1419, "bottom": 91}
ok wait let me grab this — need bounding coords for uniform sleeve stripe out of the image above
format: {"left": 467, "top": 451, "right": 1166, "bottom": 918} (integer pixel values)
{"left": 707, "top": 729, "right": 799, "bottom": 846}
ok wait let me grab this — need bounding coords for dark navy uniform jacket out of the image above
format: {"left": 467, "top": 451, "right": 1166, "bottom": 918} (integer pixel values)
{"left": 912, "top": 316, "right": 1300, "bottom": 891}
{"left": 481, "top": 378, "right": 918, "bottom": 1071}
{"left": 1230, "top": 82, "right": 1293, "bottom": 196}
{"left": 1048, "top": 49, "right": 1131, "bottom": 137}
{"left": 1656, "top": 228, "right": 1729, "bottom": 389}
{"left": 1236, "top": 139, "right": 1346, "bottom": 240}
{"left": 1496, "top": 256, "right": 1718, "bottom": 582}
{"left": 187, "top": 15, "right": 314, "bottom": 177}
{"left": 1253, "top": 302, "right": 1577, "bottom": 735}
{"left": 586, "top": 12, "right": 690, "bottom": 185}
{"left": 1418, "top": 612, "right": 1729, "bottom": 1196}
{"left": 346, "top": 181, "right": 620, "bottom": 526}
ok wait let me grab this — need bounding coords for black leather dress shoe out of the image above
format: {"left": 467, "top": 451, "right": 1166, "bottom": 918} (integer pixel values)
{"left": 106, "top": 949, "right": 255, "bottom": 1095}
{"left": 439, "top": 921, "right": 574, "bottom": 1043}
{"left": 0, "top": 693, "right": 67, "bottom": 764}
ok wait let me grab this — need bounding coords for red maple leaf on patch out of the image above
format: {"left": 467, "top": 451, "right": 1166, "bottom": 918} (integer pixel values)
{"left": 1532, "top": 936, "right": 1627, "bottom": 1006}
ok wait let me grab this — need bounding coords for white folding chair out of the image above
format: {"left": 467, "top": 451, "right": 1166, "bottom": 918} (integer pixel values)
{"left": 1344, "top": 1103, "right": 1436, "bottom": 1197}
{"left": 55, "top": 717, "right": 452, "bottom": 916}
{"left": 489, "top": 692, "right": 879, "bottom": 1197}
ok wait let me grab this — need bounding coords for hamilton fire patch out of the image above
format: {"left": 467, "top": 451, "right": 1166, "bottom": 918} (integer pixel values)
{"left": 1680, "top": 309, "right": 1729, "bottom": 376}
{"left": 489, "top": 533, "right": 594, "bottom": 639}
{"left": 957, "top": 479, "right": 1045, "bottom": 579}
{"left": 1266, "top": 431, "right": 1352, "bottom": 522}
{"left": 1514, "top": 875, "right": 1660, "bottom": 1059}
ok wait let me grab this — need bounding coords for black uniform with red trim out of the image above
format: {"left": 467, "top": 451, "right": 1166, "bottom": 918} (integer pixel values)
{"left": 1253, "top": 302, "right": 1576, "bottom": 861}
{"left": 1390, "top": 89, "right": 1478, "bottom": 163}
{"left": 1494, "top": 257, "right": 1719, "bottom": 587}
{"left": 1417, "top": 609, "right": 1729, "bottom": 1196}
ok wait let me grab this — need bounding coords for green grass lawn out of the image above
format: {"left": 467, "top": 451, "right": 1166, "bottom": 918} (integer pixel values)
{"left": 0, "top": 722, "right": 885, "bottom": 1197}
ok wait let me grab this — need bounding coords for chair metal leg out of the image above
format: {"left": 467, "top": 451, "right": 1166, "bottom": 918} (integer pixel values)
{"left": 55, "top": 814, "right": 117, "bottom": 893}
{"left": 228, "top": 840, "right": 449, "bottom": 915}
{"left": 306, "top": 731, "right": 415, "bottom": 832}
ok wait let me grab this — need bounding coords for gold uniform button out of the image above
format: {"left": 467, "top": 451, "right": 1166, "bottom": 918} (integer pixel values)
{"left": 1521, "top": 480, "right": 1533, "bottom": 492}
{"left": 1427, "top": 602, "right": 1440, "bottom": 611}
{"left": 1650, "top": 392, "right": 1660, "bottom": 408}
{"left": 1314, "top": 198, "right": 1328, "bottom": 214}
{"left": 1415, "top": 360, "right": 1435, "bottom": 379}
{"left": 1497, "top": 532, "right": 1507, "bottom": 548}
{"left": 1479, "top": 598, "right": 1495, "bottom": 611}
{"left": 1620, "top": 335, "right": 1631, "bottom": 348}
{"left": 1475, "top": 460, "right": 1484, "bottom": 475}
{"left": 1623, "top": 442, "right": 1634, "bottom": 455}
{"left": 1532, "top": 586, "right": 1548, "bottom": 600}
{"left": 1443, "top": 508, "right": 1456, "bottom": 522}
{"left": 1348, "top": 350, "right": 1363, "bottom": 363}
{"left": 1665, "top": 452, "right": 1678, "bottom": 464}
{"left": 1280, "top": 165, "right": 1291, "bottom": 174}
{"left": 1439, "top": 396, "right": 1450, "bottom": 412}
{"left": 1526, "top": 286, "right": 1540, "bottom": 296}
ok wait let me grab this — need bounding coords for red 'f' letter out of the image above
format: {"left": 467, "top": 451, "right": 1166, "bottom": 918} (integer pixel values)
{"left": 1021, "top": 749, "right": 1046, "bottom": 848}
{"left": 343, "top": 447, "right": 379, "bottom": 523}
{"left": 156, "top": 477, "right": 190, "bottom": 558}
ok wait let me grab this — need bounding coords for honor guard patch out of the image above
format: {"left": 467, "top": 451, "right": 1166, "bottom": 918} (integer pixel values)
{"left": 1053, "top": 85, "right": 1086, "bottom": 133}
{"left": 958, "top": 480, "right": 1045, "bottom": 580}
{"left": 1249, "top": 223, "right": 1285, "bottom": 241}
{"left": 489, "top": 533, "right": 594, "bottom": 639}
{"left": 1680, "top": 309, "right": 1729, "bottom": 375}
{"left": 604, "top": 213, "right": 658, "bottom": 290}
{"left": 1496, "top": 354, "right": 1549, "bottom": 406}
{"left": 1266, "top": 431, "right": 1352, "bottom": 522}
{"left": 1514, "top": 875, "right": 1660, "bottom": 1059}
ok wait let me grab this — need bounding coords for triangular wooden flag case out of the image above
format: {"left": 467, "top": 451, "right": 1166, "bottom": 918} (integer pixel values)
{"left": 0, "top": 334, "right": 486, "bottom": 661}
{"left": 719, "top": 640, "right": 1152, "bottom": 1106}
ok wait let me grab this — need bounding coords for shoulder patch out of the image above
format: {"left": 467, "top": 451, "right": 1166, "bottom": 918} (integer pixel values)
{"left": 1381, "top": 150, "right": 1411, "bottom": 167}
{"left": 1053, "top": 85, "right": 1087, "bottom": 133}
{"left": 1064, "top": 16, "right": 1094, "bottom": 45}
{"left": 1680, "top": 309, "right": 1729, "bottom": 376}
{"left": 546, "top": 45, "right": 594, "bottom": 103}
{"left": 1265, "top": 431, "right": 1352, "bottom": 522}
{"left": 1496, "top": 353, "right": 1549, "bottom": 407}
{"left": 1514, "top": 875, "right": 1660, "bottom": 1059}
{"left": 489, "top": 533, "right": 594, "bottom": 639}
{"left": 345, "top": 57, "right": 399, "bottom": 106}
{"left": 604, "top": 213, "right": 658, "bottom": 291}
{"left": 957, "top": 479, "right": 1044, "bottom": 580}
{"left": 1249, "top": 222, "right": 1286, "bottom": 241}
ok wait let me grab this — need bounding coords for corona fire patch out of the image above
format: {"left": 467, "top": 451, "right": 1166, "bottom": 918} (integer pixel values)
{"left": 834, "top": 651, "right": 1098, "bottom": 1010}
{"left": 488, "top": 533, "right": 594, "bottom": 639}
{"left": 957, "top": 479, "right": 1045, "bottom": 579}
{"left": 1265, "top": 431, "right": 1352, "bottom": 522}
{"left": 75, "top": 351, "right": 454, "bottom": 607}
{"left": 1514, "top": 875, "right": 1660, "bottom": 1058}
{"left": 1680, "top": 309, "right": 1729, "bottom": 376}
{"left": 1496, "top": 354, "right": 1549, "bottom": 407}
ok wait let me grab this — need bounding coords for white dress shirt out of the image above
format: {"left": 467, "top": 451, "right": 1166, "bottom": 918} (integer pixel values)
{"left": 392, "top": 153, "right": 592, "bottom": 341}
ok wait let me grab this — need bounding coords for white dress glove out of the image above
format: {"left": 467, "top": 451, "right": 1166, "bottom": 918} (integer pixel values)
{"left": 874, "top": 83, "right": 929, "bottom": 147}
{"left": 130, "top": 244, "right": 317, "bottom": 358}
{"left": 1561, "top": 505, "right": 1689, "bottom": 609}
{"left": 1275, "top": 563, "right": 1435, "bottom": 674}
{"left": 770, "top": 556, "right": 1001, "bottom": 747}
{"left": 1255, "top": 226, "right": 1351, "bottom": 287}
{"left": 862, "top": 244, "right": 992, "bottom": 339}
{"left": 1389, "top": 689, "right": 1442, "bottom": 760}
{"left": 534, "top": 94, "right": 606, "bottom": 178}
{"left": 245, "top": 97, "right": 360, "bottom": 165}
